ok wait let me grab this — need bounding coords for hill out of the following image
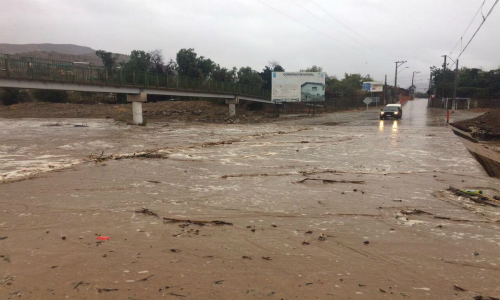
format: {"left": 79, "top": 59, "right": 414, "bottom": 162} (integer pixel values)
{"left": 0, "top": 43, "right": 129, "bottom": 66}
{"left": 0, "top": 43, "right": 94, "bottom": 55}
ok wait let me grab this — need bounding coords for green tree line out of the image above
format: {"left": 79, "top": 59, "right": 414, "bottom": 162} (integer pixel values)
{"left": 430, "top": 65, "right": 500, "bottom": 99}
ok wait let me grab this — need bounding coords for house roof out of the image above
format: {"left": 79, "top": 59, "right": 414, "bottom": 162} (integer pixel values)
{"left": 301, "top": 82, "right": 325, "bottom": 87}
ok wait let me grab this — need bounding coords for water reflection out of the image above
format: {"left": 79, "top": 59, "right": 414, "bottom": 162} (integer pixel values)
{"left": 392, "top": 120, "right": 398, "bottom": 132}
{"left": 379, "top": 120, "right": 384, "bottom": 132}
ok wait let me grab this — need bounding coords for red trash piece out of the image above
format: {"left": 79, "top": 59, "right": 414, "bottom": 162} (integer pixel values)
{"left": 97, "top": 236, "right": 111, "bottom": 241}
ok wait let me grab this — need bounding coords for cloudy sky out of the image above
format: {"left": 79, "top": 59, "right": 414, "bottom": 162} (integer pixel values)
{"left": 2, "top": 0, "right": 499, "bottom": 91}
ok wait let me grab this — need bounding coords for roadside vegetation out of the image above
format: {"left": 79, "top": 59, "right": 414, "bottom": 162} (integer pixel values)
{"left": 0, "top": 48, "right": 373, "bottom": 107}
{"left": 430, "top": 65, "right": 500, "bottom": 99}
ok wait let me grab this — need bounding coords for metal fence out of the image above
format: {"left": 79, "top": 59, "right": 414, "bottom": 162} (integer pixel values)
{"left": 0, "top": 54, "right": 271, "bottom": 100}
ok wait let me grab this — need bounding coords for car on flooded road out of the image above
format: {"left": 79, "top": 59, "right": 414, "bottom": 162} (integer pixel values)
{"left": 380, "top": 104, "right": 402, "bottom": 120}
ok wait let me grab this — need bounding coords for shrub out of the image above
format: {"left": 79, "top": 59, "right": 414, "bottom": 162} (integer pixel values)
{"left": 33, "top": 89, "right": 69, "bottom": 103}
{"left": 0, "top": 88, "right": 21, "bottom": 105}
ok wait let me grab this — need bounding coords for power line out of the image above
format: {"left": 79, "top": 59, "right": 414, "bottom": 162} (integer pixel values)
{"left": 309, "top": 0, "right": 369, "bottom": 45}
{"left": 255, "top": 0, "right": 375, "bottom": 57}
{"left": 450, "top": 0, "right": 486, "bottom": 56}
{"left": 289, "top": 0, "right": 385, "bottom": 58}
{"left": 455, "top": 0, "right": 499, "bottom": 61}
{"left": 308, "top": 0, "right": 395, "bottom": 60}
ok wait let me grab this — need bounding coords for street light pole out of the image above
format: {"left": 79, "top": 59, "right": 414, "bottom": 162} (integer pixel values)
{"left": 411, "top": 71, "right": 420, "bottom": 99}
{"left": 394, "top": 61, "right": 407, "bottom": 103}
{"left": 441, "top": 55, "right": 447, "bottom": 100}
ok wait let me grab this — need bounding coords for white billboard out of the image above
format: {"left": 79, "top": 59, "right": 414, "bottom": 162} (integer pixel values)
{"left": 362, "top": 81, "right": 384, "bottom": 92}
{"left": 272, "top": 72, "right": 326, "bottom": 102}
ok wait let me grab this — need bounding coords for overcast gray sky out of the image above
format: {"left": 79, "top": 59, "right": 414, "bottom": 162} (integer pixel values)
{"left": 1, "top": 0, "right": 499, "bottom": 91}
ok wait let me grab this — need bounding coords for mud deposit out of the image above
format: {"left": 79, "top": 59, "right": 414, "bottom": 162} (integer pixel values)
{"left": 1, "top": 99, "right": 500, "bottom": 299}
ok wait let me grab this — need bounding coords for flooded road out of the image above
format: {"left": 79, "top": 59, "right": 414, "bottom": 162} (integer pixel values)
{"left": 1, "top": 99, "right": 499, "bottom": 299}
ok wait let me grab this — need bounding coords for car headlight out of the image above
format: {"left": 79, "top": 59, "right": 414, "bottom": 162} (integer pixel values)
{"left": 381, "top": 112, "right": 384, "bottom": 114}
{"left": 394, "top": 112, "right": 399, "bottom": 115}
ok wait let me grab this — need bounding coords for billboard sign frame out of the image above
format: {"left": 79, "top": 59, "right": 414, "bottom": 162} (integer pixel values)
{"left": 272, "top": 72, "right": 326, "bottom": 103}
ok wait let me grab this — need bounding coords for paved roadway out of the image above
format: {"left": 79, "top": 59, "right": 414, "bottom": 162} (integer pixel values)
{"left": 1, "top": 99, "right": 499, "bottom": 299}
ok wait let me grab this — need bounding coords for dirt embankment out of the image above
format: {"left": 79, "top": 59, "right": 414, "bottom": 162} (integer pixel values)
{"left": 0, "top": 101, "right": 283, "bottom": 124}
{"left": 451, "top": 109, "right": 500, "bottom": 141}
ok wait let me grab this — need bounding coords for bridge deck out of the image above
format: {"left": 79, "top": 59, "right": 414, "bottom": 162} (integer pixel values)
{"left": 0, "top": 54, "right": 272, "bottom": 102}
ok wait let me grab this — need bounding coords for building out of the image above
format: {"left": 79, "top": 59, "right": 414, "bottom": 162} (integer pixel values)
{"left": 301, "top": 82, "right": 325, "bottom": 102}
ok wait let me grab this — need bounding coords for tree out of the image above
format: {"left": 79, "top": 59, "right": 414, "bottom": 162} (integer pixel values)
{"left": 149, "top": 49, "right": 165, "bottom": 74}
{"left": 237, "top": 67, "right": 264, "bottom": 87}
{"left": 176, "top": 48, "right": 200, "bottom": 78}
{"left": 301, "top": 65, "right": 323, "bottom": 72}
{"left": 95, "top": 50, "right": 119, "bottom": 72}
{"left": 212, "top": 65, "right": 237, "bottom": 82}
{"left": 164, "top": 59, "right": 178, "bottom": 76}
{"left": 123, "top": 50, "right": 152, "bottom": 73}
{"left": 260, "top": 61, "right": 285, "bottom": 90}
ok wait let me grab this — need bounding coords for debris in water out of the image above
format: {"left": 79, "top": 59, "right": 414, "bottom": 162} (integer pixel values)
{"left": 302, "top": 241, "right": 310, "bottom": 245}
{"left": 97, "top": 236, "right": 111, "bottom": 241}
{"left": 448, "top": 186, "right": 499, "bottom": 207}
{"left": 453, "top": 285, "right": 467, "bottom": 292}
{"left": 136, "top": 208, "right": 159, "bottom": 218}
{"left": 98, "top": 288, "right": 119, "bottom": 293}
{"left": 43, "top": 122, "right": 63, "bottom": 127}
{"left": 401, "top": 209, "right": 433, "bottom": 216}
{"left": 0, "top": 236, "right": 7, "bottom": 241}
{"left": 139, "top": 275, "right": 154, "bottom": 282}
{"left": 169, "top": 292, "right": 186, "bottom": 298}
{"left": 0, "top": 255, "right": 10, "bottom": 263}
{"left": 318, "top": 233, "right": 327, "bottom": 241}
{"left": 262, "top": 256, "right": 272, "bottom": 261}
{"left": 305, "top": 231, "right": 313, "bottom": 234}
{"left": 296, "top": 178, "right": 365, "bottom": 184}
{"left": 364, "top": 240, "right": 370, "bottom": 245}
{"left": 214, "top": 280, "right": 224, "bottom": 285}
{"left": 474, "top": 252, "right": 480, "bottom": 256}
{"left": 242, "top": 256, "right": 252, "bottom": 260}
{"left": 473, "top": 296, "right": 500, "bottom": 300}
{"left": 163, "top": 217, "right": 233, "bottom": 226}
{"left": 74, "top": 281, "right": 88, "bottom": 291}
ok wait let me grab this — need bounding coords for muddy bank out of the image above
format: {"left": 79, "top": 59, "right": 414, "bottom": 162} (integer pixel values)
{"left": 451, "top": 109, "right": 500, "bottom": 141}
{"left": 0, "top": 101, "right": 332, "bottom": 124}
{"left": 0, "top": 101, "right": 280, "bottom": 124}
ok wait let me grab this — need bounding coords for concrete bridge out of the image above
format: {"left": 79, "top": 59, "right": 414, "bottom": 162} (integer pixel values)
{"left": 0, "top": 54, "right": 272, "bottom": 123}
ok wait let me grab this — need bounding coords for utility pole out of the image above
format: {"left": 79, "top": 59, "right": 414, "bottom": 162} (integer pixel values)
{"left": 394, "top": 61, "right": 407, "bottom": 103}
{"left": 441, "top": 55, "right": 447, "bottom": 101}
{"left": 428, "top": 72, "right": 432, "bottom": 107}
{"left": 411, "top": 71, "right": 420, "bottom": 99}
{"left": 384, "top": 75, "right": 387, "bottom": 105}
{"left": 452, "top": 59, "right": 459, "bottom": 111}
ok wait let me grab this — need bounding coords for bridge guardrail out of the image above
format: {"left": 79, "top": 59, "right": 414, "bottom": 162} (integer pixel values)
{"left": 0, "top": 54, "right": 271, "bottom": 100}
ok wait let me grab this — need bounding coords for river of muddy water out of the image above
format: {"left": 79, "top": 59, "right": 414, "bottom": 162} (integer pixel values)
{"left": 1, "top": 99, "right": 499, "bottom": 299}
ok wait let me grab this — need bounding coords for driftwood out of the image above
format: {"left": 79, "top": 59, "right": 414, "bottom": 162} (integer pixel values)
{"left": 135, "top": 208, "right": 159, "bottom": 218}
{"left": 448, "top": 186, "right": 500, "bottom": 207}
{"left": 163, "top": 217, "right": 233, "bottom": 226}
{"left": 296, "top": 178, "right": 365, "bottom": 184}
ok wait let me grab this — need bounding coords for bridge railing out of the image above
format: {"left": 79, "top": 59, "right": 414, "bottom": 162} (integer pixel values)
{"left": 0, "top": 54, "right": 271, "bottom": 100}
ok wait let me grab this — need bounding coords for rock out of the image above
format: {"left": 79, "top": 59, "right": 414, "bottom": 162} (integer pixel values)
{"left": 364, "top": 240, "right": 369, "bottom": 245}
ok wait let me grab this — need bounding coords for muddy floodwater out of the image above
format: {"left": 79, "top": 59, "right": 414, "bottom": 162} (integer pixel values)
{"left": 1, "top": 99, "right": 499, "bottom": 299}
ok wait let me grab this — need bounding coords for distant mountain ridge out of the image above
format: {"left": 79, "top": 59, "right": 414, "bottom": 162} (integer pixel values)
{"left": 0, "top": 43, "right": 95, "bottom": 55}
{"left": 0, "top": 43, "right": 128, "bottom": 66}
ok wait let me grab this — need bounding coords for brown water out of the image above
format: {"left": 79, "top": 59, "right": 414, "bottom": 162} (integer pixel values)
{"left": 1, "top": 99, "right": 499, "bottom": 299}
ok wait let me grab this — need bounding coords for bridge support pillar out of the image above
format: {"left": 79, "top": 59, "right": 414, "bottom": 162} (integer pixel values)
{"left": 127, "top": 93, "right": 147, "bottom": 124}
{"left": 225, "top": 97, "right": 239, "bottom": 117}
